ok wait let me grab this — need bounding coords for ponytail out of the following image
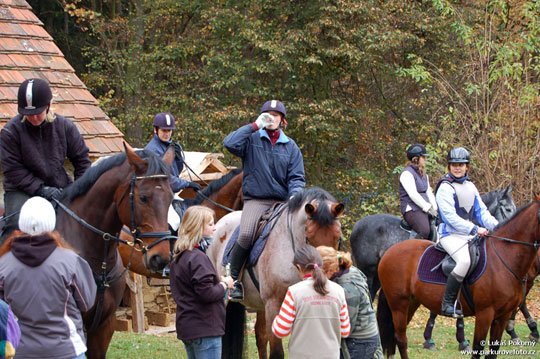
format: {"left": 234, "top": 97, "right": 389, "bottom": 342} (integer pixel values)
{"left": 294, "top": 246, "right": 329, "bottom": 296}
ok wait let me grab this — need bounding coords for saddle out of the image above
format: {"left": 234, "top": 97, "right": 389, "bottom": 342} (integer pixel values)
{"left": 222, "top": 202, "right": 287, "bottom": 267}
{"left": 400, "top": 217, "right": 438, "bottom": 242}
{"left": 417, "top": 237, "right": 488, "bottom": 312}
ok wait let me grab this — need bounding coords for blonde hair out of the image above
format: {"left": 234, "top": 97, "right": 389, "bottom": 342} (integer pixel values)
{"left": 317, "top": 246, "right": 354, "bottom": 278}
{"left": 22, "top": 103, "right": 55, "bottom": 123}
{"left": 173, "top": 206, "right": 215, "bottom": 260}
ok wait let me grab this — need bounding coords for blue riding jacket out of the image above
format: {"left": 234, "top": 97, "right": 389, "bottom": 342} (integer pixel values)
{"left": 144, "top": 135, "right": 189, "bottom": 193}
{"left": 223, "top": 124, "right": 305, "bottom": 201}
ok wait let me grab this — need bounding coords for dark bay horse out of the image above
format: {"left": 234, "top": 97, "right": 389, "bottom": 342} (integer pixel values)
{"left": 377, "top": 196, "right": 540, "bottom": 359}
{"left": 350, "top": 186, "right": 516, "bottom": 350}
{"left": 55, "top": 143, "right": 174, "bottom": 358}
{"left": 118, "top": 168, "right": 243, "bottom": 278}
{"left": 207, "top": 187, "right": 345, "bottom": 359}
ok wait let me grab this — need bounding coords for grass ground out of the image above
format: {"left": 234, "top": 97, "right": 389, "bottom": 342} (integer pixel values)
{"left": 108, "top": 295, "right": 540, "bottom": 359}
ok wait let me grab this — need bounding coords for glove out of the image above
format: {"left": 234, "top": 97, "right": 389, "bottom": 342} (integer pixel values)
{"left": 187, "top": 181, "right": 201, "bottom": 191}
{"left": 37, "top": 186, "right": 63, "bottom": 200}
{"left": 427, "top": 206, "right": 438, "bottom": 218}
{"left": 255, "top": 113, "right": 273, "bottom": 129}
{"left": 172, "top": 142, "right": 183, "bottom": 161}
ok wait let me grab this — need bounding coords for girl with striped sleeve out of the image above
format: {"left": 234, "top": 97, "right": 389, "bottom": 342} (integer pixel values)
{"left": 272, "top": 246, "right": 350, "bottom": 359}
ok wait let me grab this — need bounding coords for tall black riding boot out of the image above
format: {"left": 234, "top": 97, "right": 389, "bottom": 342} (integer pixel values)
{"left": 228, "top": 242, "right": 250, "bottom": 302}
{"left": 441, "top": 273, "right": 464, "bottom": 318}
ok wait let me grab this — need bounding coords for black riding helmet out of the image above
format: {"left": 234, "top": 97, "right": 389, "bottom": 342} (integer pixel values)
{"left": 447, "top": 147, "right": 470, "bottom": 164}
{"left": 406, "top": 143, "right": 428, "bottom": 161}
{"left": 17, "top": 78, "right": 52, "bottom": 116}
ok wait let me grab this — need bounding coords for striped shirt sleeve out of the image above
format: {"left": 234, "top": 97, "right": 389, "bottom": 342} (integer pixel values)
{"left": 272, "top": 289, "right": 296, "bottom": 338}
{"left": 340, "top": 302, "right": 351, "bottom": 338}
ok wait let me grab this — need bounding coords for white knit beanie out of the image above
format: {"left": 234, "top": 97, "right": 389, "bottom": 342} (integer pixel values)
{"left": 18, "top": 196, "right": 56, "bottom": 235}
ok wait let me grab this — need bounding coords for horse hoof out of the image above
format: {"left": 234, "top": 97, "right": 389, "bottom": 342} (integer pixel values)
{"left": 459, "top": 340, "right": 470, "bottom": 352}
{"left": 529, "top": 334, "right": 539, "bottom": 343}
{"left": 423, "top": 340, "right": 436, "bottom": 350}
{"left": 510, "top": 337, "right": 521, "bottom": 345}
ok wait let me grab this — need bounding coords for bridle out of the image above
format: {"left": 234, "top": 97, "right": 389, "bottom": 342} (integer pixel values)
{"left": 487, "top": 205, "right": 540, "bottom": 285}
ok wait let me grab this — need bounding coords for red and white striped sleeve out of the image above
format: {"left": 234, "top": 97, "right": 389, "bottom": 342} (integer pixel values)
{"left": 340, "top": 302, "right": 351, "bottom": 338}
{"left": 272, "top": 289, "right": 296, "bottom": 338}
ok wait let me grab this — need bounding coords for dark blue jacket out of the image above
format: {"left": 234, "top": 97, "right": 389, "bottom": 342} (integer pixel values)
{"left": 224, "top": 124, "right": 305, "bottom": 201}
{"left": 144, "top": 135, "right": 189, "bottom": 193}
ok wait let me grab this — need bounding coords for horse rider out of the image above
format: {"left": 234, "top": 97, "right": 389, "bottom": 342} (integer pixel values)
{"left": 0, "top": 78, "right": 91, "bottom": 241}
{"left": 398, "top": 143, "right": 438, "bottom": 239}
{"left": 144, "top": 112, "right": 201, "bottom": 221}
{"left": 435, "top": 147, "right": 498, "bottom": 318}
{"left": 223, "top": 100, "right": 306, "bottom": 301}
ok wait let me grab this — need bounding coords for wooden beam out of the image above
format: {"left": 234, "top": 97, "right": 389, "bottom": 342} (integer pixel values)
{"left": 126, "top": 271, "right": 145, "bottom": 333}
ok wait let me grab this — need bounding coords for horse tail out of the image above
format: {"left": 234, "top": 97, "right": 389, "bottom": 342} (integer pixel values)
{"left": 377, "top": 289, "right": 396, "bottom": 356}
{"left": 222, "top": 301, "right": 246, "bottom": 359}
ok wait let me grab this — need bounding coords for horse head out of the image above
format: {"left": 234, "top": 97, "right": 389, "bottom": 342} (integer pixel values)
{"left": 486, "top": 185, "right": 516, "bottom": 222}
{"left": 115, "top": 143, "right": 175, "bottom": 272}
{"left": 290, "top": 187, "right": 345, "bottom": 250}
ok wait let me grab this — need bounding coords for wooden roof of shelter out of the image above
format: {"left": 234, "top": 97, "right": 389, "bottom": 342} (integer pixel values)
{"left": 180, "top": 152, "right": 234, "bottom": 183}
{"left": 0, "top": 0, "right": 124, "bottom": 158}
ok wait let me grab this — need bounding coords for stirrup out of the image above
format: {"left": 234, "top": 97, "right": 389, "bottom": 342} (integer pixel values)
{"left": 228, "top": 281, "right": 244, "bottom": 302}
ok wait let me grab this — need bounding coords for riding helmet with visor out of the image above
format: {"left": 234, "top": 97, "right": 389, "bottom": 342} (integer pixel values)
{"left": 17, "top": 78, "right": 53, "bottom": 116}
{"left": 406, "top": 143, "right": 428, "bottom": 161}
{"left": 153, "top": 112, "right": 176, "bottom": 130}
{"left": 447, "top": 147, "right": 470, "bottom": 164}
{"left": 260, "top": 100, "right": 286, "bottom": 118}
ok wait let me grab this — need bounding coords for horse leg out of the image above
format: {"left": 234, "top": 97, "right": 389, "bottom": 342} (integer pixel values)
{"left": 471, "top": 310, "right": 494, "bottom": 359}
{"left": 86, "top": 313, "right": 115, "bottom": 359}
{"left": 486, "top": 315, "right": 511, "bottom": 359}
{"left": 505, "top": 308, "right": 520, "bottom": 342}
{"left": 265, "top": 299, "right": 284, "bottom": 359}
{"left": 519, "top": 300, "right": 540, "bottom": 342}
{"left": 456, "top": 317, "right": 470, "bottom": 351}
{"left": 255, "top": 311, "right": 268, "bottom": 359}
{"left": 422, "top": 311, "right": 437, "bottom": 350}
{"left": 393, "top": 299, "right": 419, "bottom": 359}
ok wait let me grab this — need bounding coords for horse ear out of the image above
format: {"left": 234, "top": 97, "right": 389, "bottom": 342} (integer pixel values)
{"left": 124, "top": 142, "right": 147, "bottom": 175}
{"left": 505, "top": 185, "right": 512, "bottom": 194}
{"left": 331, "top": 203, "right": 345, "bottom": 217}
{"left": 305, "top": 203, "right": 316, "bottom": 216}
{"left": 162, "top": 146, "right": 175, "bottom": 167}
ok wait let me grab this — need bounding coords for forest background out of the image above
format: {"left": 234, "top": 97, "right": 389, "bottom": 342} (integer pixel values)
{"left": 30, "top": 0, "right": 540, "bottom": 235}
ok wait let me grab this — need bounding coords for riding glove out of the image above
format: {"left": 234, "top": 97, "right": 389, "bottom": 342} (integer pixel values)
{"left": 255, "top": 113, "right": 273, "bottom": 129}
{"left": 187, "top": 181, "right": 201, "bottom": 191}
{"left": 427, "top": 206, "right": 438, "bottom": 218}
{"left": 37, "top": 186, "right": 63, "bottom": 201}
{"left": 172, "top": 142, "right": 184, "bottom": 161}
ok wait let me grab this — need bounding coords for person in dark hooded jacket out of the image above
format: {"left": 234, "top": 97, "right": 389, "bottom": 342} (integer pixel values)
{"left": 0, "top": 78, "right": 91, "bottom": 240}
{"left": 0, "top": 197, "right": 96, "bottom": 359}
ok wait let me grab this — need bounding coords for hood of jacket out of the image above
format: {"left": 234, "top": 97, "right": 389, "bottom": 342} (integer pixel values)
{"left": 11, "top": 234, "right": 57, "bottom": 267}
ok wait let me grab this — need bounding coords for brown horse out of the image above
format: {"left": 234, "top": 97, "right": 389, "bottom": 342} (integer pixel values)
{"left": 377, "top": 196, "right": 540, "bottom": 359}
{"left": 207, "top": 187, "right": 345, "bottom": 359}
{"left": 55, "top": 143, "right": 174, "bottom": 358}
{"left": 505, "top": 251, "right": 540, "bottom": 342}
{"left": 118, "top": 168, "right": 243, "bottom": 278}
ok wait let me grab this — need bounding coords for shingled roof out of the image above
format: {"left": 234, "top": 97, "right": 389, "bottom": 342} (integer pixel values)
{"left": 0, "top": 0, "right": 124, "bottom": 158}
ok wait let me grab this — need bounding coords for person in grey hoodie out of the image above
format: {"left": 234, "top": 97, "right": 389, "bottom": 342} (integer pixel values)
{"left": 0, "top": 197, "right": 96, "bottom": 359}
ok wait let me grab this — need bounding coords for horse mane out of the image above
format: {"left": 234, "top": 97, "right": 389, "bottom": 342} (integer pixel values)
{"left": 62, "top": 150, "right": 169, "bottom": 203}
{"left": 184, "top": 168, "right": 242, "bottom": 207}
{"left": 288, "top": 187, "right": 337, "bottom": 226}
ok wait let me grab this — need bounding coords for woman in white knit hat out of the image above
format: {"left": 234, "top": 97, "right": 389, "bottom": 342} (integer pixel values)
{"left": 0, "top": 197, "right": 97, "bottom": 359}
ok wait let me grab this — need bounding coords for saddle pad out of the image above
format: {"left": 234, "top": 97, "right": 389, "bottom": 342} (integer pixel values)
{"left": 417, "top": 240, "right": 487, "bottom": 285}
{"left": 221, "top": 222, "right": 272, "bottom": 267}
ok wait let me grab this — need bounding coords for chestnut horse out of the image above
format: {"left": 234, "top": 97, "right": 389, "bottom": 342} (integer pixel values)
{"left": 207, "top": 187, "right": 345, "bottom": 359}
{"left": 55, "top": 143, "right": 174, "bottom": 358}
{"left": 377, "top": 196, "right": 540, "bottom": 359}
{"left": 118, "top": 168, "right": 243, "bottom": 278}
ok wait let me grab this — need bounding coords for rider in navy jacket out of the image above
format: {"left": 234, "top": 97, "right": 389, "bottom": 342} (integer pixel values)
{"left": 223, "top": 100, "right": 306, "bottom": 301}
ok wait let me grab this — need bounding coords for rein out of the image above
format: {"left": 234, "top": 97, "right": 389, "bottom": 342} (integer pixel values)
{"left": 194, "top": 189, "right": 236, "bottom": 213}
{"left": 487, "top": 232, "right": 540, "bottom": 285}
